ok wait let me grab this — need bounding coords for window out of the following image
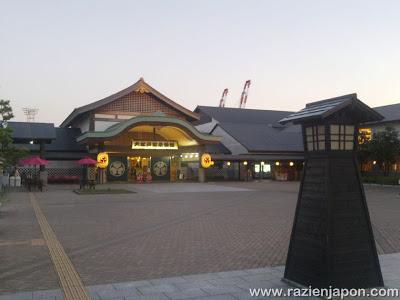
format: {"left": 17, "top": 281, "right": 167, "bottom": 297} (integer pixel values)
{"left": 330, "top": 125, "right": 354, "bottom": 150}
{"left": 358, "top": 128, "right": 372, "bottom": 144}
{"left": 263, "top": 164, "right": 271, "bottom": 173}
{"left": 305, "top": 125, "right": 325, "bottom": 151}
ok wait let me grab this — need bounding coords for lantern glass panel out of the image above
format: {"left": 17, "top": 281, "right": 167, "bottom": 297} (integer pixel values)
{"left": 331, "top": 141, "right": 339, "bottom": 150}
{"left": 345, "top": 141, "right": 354, "bottom": 150}
{"left": 331, "top": 125, "right": 340, "bottom": 134}
{"left": 330, "top": 124, "right": 355, "bottom": 151}
{"left": 305, "top": 125, "right": 326, "bottom": 151}
{"left": 345, "top": 125, "right": 355, "bottom": 135}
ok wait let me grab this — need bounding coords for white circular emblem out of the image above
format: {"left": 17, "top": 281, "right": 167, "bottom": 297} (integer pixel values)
{"left": 153, "top": 161, "right": 168, "bottom": 177}
{"left": 109, "top": 161, "right": 126, "bottom": 177}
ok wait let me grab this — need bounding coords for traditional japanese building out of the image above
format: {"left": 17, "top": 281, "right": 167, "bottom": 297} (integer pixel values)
{"left": 59, "top": 78, "right": 220, "bottom": 182}
{"left": 9, "top": 77, "right": 400, "bottom": 184}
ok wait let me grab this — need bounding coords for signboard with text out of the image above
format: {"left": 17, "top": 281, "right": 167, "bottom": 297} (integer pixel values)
{"left": 131, "top": 140, "right": 178, "bottom": 150}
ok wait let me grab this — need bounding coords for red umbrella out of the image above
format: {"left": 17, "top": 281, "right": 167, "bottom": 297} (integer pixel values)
{"left": 19, "top": 156, "right": 49, "bottom": 166}
{"left": 77, "top": 156, "right": 97, "bottom": 165}
{"left": 18, "top": 158, "right": 27, "bottom": 166}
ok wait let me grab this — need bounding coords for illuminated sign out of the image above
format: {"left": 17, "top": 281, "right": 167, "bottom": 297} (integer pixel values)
{"left": 201, "top": 153, "right": 213, "bottom": 168}
{"left": 131, "top": 140, "right": 178, "bottom": 150}
{"left": 180, "top": 153, "right": 199, "bottom": 161}
{"left": 97, "top": 152, "right": 109, "bottom": 168}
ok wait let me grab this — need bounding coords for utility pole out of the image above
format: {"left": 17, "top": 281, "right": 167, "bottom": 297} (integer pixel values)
{"left": 22, "top": 108, "right": 39, "bottom": 122}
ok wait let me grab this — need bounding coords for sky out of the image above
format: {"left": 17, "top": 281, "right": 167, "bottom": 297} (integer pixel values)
{"left": 1, "top": 0, "right": 400, "bottom": 124}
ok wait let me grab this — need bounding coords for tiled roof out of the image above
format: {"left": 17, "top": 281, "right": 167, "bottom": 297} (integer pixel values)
{"left": 195, "top": 106, "right": 303, "bottom": 152}
{"left": 8, "top": 122, "right": 56, "bottom": 141}
{"left": 373, "top": 103, "right": 400, "bottom": 123}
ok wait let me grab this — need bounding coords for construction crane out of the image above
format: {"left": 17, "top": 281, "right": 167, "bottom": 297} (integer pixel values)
{"left": 239, "top": 80, "right": 251, "bottom": 108}
{"left": 219, "top": 88, "right": 228, "bottom": 107}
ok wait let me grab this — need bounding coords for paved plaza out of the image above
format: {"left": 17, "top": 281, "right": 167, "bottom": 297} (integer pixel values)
{"left": 1, "top": 253, "right": 400, "bottom": 300}
{"left": 1, "top": 181, "right": 400, "bottom": 298}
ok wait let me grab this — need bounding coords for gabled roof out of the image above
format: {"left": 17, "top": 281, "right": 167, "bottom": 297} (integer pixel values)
{"left": 61, "top": 78, "right": 199, "bottom": 127}
{"left": 279, "top": 93, "right": 383, "bottom": 124}
{"left": 8, "top": 122, "right": 56, "bottom": 142}
{"left": 195, "top": 106, "right": 303, "bottom": 153}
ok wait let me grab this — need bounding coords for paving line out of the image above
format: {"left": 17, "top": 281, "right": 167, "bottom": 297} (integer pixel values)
{"left": 29, "top": 192, "right": 90, "bottom": 300}
{"left": 0, "top": 239, "right": 45, "bottom": 247}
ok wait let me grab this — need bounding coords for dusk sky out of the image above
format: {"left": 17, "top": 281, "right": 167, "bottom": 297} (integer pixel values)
{"left": 1, "top": 0, "right": 400, "bottom": 124}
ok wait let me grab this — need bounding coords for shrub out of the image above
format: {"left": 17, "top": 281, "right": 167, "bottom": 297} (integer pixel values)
{"left": 362, "top": 176, "right": 400, "bottom": 185}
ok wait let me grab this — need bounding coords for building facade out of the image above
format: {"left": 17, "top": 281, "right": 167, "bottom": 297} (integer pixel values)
{"left": 61, "top": 78, "right": 220, "bottom": 183}
{"left": 194, "top": 106, "right": 304, "bottom": 181}
{"left": 10, "top": 78, "right": 400, "bottom": 183}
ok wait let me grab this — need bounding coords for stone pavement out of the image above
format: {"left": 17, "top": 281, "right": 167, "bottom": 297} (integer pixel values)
{"left": 127, "top": 183, "right": 253, "bottom": 194}
{"left": 1, "top": 182, "right": 400, "bottom": 296}
{"left": 0, "top": 252, "right": 399, "bottom": 300}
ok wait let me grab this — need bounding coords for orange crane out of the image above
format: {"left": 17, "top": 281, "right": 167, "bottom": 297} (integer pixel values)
{"left": 219, "top": 88, "right": 228, "bottom": 107}
{"left": 239, "top": 80, "right": 251, "bottom": 108}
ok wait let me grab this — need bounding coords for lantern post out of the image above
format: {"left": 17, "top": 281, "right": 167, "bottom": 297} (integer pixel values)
{"left": 279, "top": 94, "right": 384, "bottom": 289}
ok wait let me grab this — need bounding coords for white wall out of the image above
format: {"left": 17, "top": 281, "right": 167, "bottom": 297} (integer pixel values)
{"left": 195, "top": 118, "right": 219, "bottom": 134}
{"left": 74, "top": 117, "right": 90, "bottom": 133}
{"left": 212, "top": 125, "right": 248, "bottom": 155}
{"left": 94, "top": 120, "right": 120, "bottom": 131}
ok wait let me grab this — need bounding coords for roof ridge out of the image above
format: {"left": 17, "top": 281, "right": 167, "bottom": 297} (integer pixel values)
{"left": 197, "top": 105, "right": 295, "bottom": 114}
{"left": 8, "top": 121, "right": 55, "bottom": 126}
{"left": 374, "top": 102, "right": 400, "bottom": 109}
{"left": 305, "top": 93, "right": 357, "bottom": 108}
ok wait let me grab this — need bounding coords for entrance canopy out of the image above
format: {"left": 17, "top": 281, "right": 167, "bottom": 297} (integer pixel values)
{"left": 77, "top": 115, "right": 220, "bottom": 148}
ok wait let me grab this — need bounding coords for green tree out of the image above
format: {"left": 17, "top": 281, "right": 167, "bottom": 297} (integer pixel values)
{"left": 366, "top": 126, "right": 400, "bottom": 176}
{"left": 0, "top": 100, "right": 27, "bottom": 167}
{"left": 0, "top": 100, "right": 14, "bottom": 121}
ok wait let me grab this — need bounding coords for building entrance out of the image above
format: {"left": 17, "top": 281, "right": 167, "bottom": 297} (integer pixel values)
{"left": 128, "top": 156, "right": 172, "bottom": 182}
{"left": 128, "top": 156, "right": 151, "bottom": 183}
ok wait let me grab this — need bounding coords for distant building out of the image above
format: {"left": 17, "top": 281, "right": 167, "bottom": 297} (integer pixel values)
{"left": 358, "top": 103, "right": 400, "bottom": 174}
{"left": 194, "top": 106, "right": 304, "bottom": 180}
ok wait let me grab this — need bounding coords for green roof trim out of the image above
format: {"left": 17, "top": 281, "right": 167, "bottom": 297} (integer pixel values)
{"left": 77, "top": 115, "right": 220, "bottom": 143}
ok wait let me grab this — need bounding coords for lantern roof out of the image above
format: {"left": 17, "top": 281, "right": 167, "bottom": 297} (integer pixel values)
{"left": 279, "top": 93, "right": 384, "bottom": 125}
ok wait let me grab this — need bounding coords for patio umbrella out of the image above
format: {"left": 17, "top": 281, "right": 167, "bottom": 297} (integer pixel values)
{"left": 18, "top": 156, "right": 48, "bottom": 191}
{"left": 77, "top": 156, "right": 97, "bottom": 165}
{"left": 77, "top": 157, "right": 97, "bottom": 189}
{"left": 19, "top": 155, "right": 49, "bottom": 166}
{"left": 18, "top": 158, "right": 27, "bottom": 166}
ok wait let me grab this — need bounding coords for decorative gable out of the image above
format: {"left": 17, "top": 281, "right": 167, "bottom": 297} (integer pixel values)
{"left": 95, "top": 90, "right": 189, "bottom": 120}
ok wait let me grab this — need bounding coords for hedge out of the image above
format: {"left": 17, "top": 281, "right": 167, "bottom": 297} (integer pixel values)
{"left": 362, "top": 176, "right": 400, "bottom": 185}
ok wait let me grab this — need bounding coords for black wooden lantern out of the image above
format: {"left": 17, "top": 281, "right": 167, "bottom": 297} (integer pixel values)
{"left": 279, "top": 94, "right": 384, "bottom": 289}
